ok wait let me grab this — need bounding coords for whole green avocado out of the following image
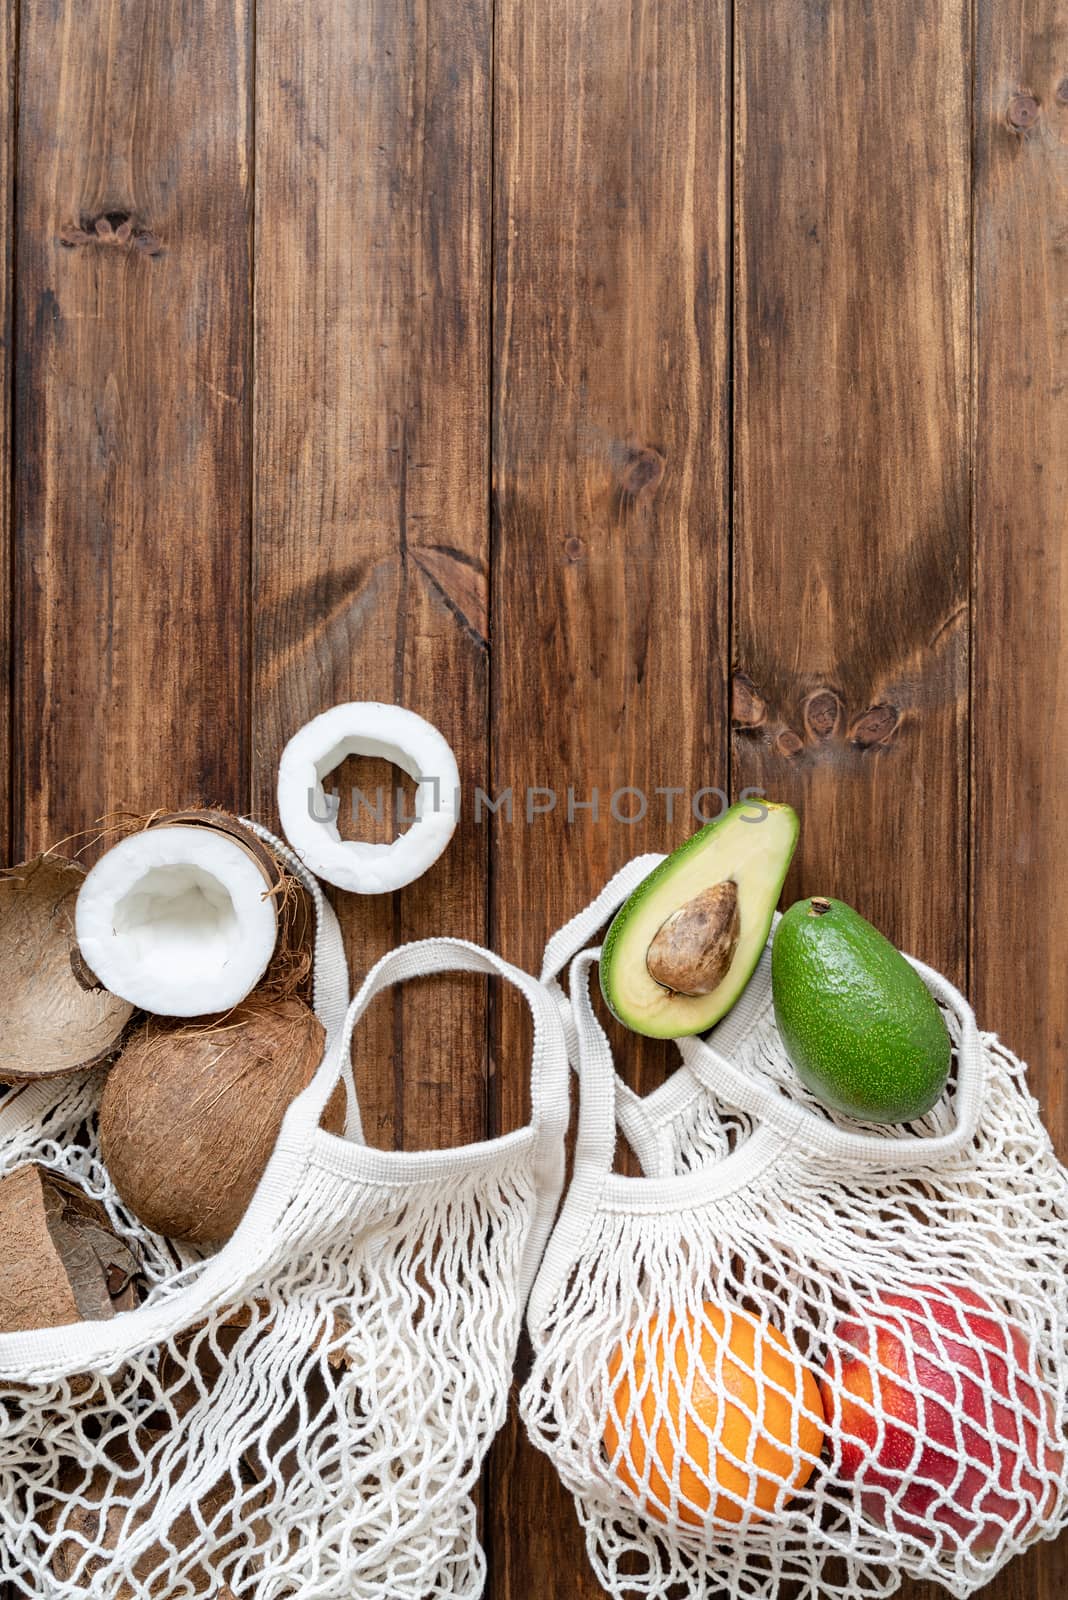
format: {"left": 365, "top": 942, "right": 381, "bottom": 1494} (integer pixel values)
{"left": 771, "top": 897, "right": 951, "bottom": 1125}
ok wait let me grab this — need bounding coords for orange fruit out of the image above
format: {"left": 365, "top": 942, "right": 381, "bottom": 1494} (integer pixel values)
{"left": 603, "top": 1300, "right": 826, "bottom": 1527}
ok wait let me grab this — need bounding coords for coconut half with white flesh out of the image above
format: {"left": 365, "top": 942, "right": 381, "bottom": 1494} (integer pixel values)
{"left": 76, "top": 823, "right": 279, "bottom": 1018}
{"left": 0, "top": 855, "right": 134, "bottom": 1084}
{"left": 277, "top": 702, "right": 460, "bottom": 893}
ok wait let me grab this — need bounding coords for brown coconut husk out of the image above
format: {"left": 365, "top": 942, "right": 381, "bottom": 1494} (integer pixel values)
{"left": 0, "top": 1164, "right": 141, "bottom": 1333}
{"left": 150, "top": 1300, "right": 354, "bottom": 1486}
{"left": 99, "top": 995, "right": 345, "bottom": 1246}
{"left": 142, "top": 808, "right": 315, "bottom": 1005}
{"left": 157, "top": 1299, "right": 352, "bottom": 1402}
{"left": 243, "top": 1335, "right": 354, "bottom": 1486}
{"left": 39, "top": 1434, "right": 255, "bottom": 1597}
{"left": 0, "top": 855, "right": 134, "bottom": 1084}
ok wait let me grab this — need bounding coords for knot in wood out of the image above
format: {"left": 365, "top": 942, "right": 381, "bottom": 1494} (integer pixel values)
{"left": 1006, "top": 93, "right": 1040, "bottom": 130}
{"left": 59, "top": 213, "right": 162, "bottom": 256}
{"left": 620, "top": 446, "right": 665, "bottom": 499}
{"left": 802, "top": 688, "right": 843, "bottom": 741}
{"left": 850, "top": 702, "right": 900, "bottom": 749}
{"left": 731, "top": 671, "right": 767, "bottom": 729}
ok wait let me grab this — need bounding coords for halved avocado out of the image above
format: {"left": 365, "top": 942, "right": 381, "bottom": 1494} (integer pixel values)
{"left": 599, "top": 801, "right": 799, "bottom": 1038}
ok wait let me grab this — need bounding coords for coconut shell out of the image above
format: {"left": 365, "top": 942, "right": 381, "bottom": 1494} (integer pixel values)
{"left": 0, "top": 1164, "right": 141, "bottom": 1333}
{"left": 39, "top": 1436, "right": 253, "bottom": 1597}
{"left": 0, "top": 855, "right": 134, "bottom": 1083}
{"left": 157, "top": 1299, "right": 352, "bottom": 1403}
{"left": 150, "top": 1300, "right": 354, "bottom": 1487}
{"left": 99, "top": 995, "right": 344, "bottom": 1245}
{"left": 144, "top": 809, "right": 314, "bottom": 1004}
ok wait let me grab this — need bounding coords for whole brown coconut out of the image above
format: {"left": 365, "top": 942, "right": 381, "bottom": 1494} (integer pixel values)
{"left": 40, "top": 1437, "right": 251, "bottom": 1597}
{"left": 99, "top": 996, "right": 344, "bottom": 1245}
{"left": 0, "top": 855, "right": 133, "bottom": 1084}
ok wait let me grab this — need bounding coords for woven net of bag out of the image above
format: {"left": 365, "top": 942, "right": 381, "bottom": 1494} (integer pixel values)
{"left": 521, "top": 949, "right": 1068, "bottom": 1600}
{"left": 0, "top": 1045, "right": 545, "bottom": 1598}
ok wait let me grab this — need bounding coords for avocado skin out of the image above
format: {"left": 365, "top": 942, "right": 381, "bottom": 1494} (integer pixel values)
{"left": 771, "top": 898, "right": 951, "bottom": 1125}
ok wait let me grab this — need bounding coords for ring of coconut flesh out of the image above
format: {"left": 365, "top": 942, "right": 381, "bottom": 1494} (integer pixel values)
{"left": 75, "top": 827, "right": 279, "bottom": 1018}
{"left": 277, "top": 702, "right": 460, "bottom": 894}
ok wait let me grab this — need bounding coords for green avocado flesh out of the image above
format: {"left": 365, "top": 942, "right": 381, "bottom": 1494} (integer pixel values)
{"left": 599, "top": 801, "right": 799, "bottom": 1039}
{"left": 771, "top": 898, "right": 952, "bottom": 1124}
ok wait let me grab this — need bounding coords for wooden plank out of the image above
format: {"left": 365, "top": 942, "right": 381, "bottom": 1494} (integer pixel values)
{"left": 0, "top": 19, "right": 10, "bottom": 1600}
{"left": 731, "top": 0, "right": 972, "bottom": 987}
{"left": 973, "top": 12, "right": 1068, "bottom": 1127}
{"left": 971, "top": 12, "right": 1068, "bottom": 1596}
{"left": 252, "top": 0, "right": 491, "bottom": 1151}
{"left": 489, "top": 0, "right": 732, "bottom": 1592}
{"left": 0, "top": 0, "right": 12, "bottom": 867}
{"left": 13, "top": 0, "right": 251, "bottom": 858}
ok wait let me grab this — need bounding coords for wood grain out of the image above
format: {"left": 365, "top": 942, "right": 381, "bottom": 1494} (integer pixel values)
{"left": 252, "top": 0, "right": 491, "bottom": 1151}
{"left": 731, "top": 0, "right": 972, "bottom": 986}
{"left": 12, "top": 0, "right": 251, "bottom": 857}
{"left": 972, "top": 7, "right": 1068, "bottom": 1149}
{"left": 0, "top": 0, "right": 12, "bottom": 867}
{"left": 489, "top": 0, "right": 731, "bottom": 1591}
{"left": 1, "top": 0, "right": 1066, "bottom": 1594}
{"left": 0, "top": 9, "right": 9, "bottom": 1584}
{"left": 971, "top": 14, "right": 1068, "bottom": 1593}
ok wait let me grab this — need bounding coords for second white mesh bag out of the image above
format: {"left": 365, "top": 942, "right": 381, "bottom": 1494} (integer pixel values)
{"left": 540, "top": 853, "right": 754, "bottom": 1175}
{"left": 0, "top": 842, "right": 569, "bottom": 1600}
{"left": 521, "top": 943, "right": 1068, "bottom": 1600}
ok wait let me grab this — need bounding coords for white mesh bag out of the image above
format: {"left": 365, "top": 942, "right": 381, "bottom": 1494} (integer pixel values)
{"left": 522, "top": 923, "right": 1068, "bottom": 1600}
{"left": 540, "top": 854, "right": 755, "bottom": 1176}
{"left": 0, "top": 838, "right": 569, "bottom": 1600}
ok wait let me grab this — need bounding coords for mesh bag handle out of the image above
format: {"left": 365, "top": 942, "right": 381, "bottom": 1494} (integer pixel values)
{"left": 542, "top": 857, "right": 986, "bottom": 1173}
{"left": 540, "top": 854, "right": 667, "bottom": 1171}
{"left": 286, "top": 935, "right": 571, "bottom": 1162}
{"left": 241, "top": 820, "right": 350, "bottom": 1043}
{"left": 242, "top": 819, "right": 360, "bottom": 1135}
{"left": 676, "top": 955, "right": 986, "bottom": 1168}
{"left": 566, "top": 945, "right": 985, "bottom": 1177}
{"left": 539, "top": 854, "right": 666, "bottom": 997}
{"left": 565, "top": 947, "right": 627, "bottom": 1181}
{"left": 560, "top": 947, "right": 800, "bottom": 1189}
{"left": 284, "top": 934, "right": 571, "bottom": 1310}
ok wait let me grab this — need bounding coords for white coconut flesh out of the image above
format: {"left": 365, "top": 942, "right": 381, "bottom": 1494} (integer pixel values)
{"left": 75, "top": 827, "right": 279, "bottom": 1017}
{"left": 277, "top": 702, "right": 460, "bottom": 893}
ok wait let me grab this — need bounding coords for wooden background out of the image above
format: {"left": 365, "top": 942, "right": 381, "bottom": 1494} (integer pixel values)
{"left": 1, "top": 0, "right": 1066, "bottom": 1596}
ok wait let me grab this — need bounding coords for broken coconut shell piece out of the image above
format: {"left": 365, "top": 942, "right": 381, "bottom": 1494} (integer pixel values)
{"left": 75, "top": 810, "right": 309, "bottom": 1020}
{"left": 0, "top": 1164, "right": 140, "bottom": 1333}
{"left": 149, "top": 1301, "right": 355, "bottom": 1484}
{"left": 99, "top": 995, "right": 344, "bottom": 1246}
{"left": 155, "top": 1300, "right": 353, "bottom": 1418}
{"left": 0, "top": 855, "right": 134, "bottom": 1085}
{"left": 40, "top": 1437, "right": 254, "bottom": 1598}
{"left": 645, "top": 880, "right": 741, "bottom": 997}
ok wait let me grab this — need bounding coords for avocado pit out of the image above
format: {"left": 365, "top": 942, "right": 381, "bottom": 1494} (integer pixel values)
{"left": 645, "top": 879, "right": 741, "bottom": 997}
